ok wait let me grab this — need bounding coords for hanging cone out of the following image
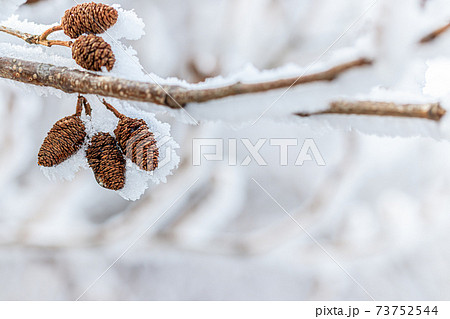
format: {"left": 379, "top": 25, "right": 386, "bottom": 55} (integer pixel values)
{"left": 114, "top": 116, "right": 159, "bottom": 172}
{"left": 86, "top": 132, "right": 125, "bottom": 190}
{"left": 38, "top": 115, "right": 86, "bottom": 167}
{"left": 102, "top": 100, "right": 159, "bottom": 172}
{"left": 72, "top": 34, "right": 115, "bottom": 71}
{"left": 61, "top": 2, "right": 118, "bottom": 39}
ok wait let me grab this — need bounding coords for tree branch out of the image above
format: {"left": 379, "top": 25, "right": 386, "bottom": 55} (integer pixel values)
{"left": 1, "top": 55, "right": 444, "bottom": 121}
{"left": 0, "top": 56, "right": 372, "bottom": 108}
{"left": 419, "top": 22, "right": 450, "bottom": 44}
{"left": 0, "top": 25, "right": 71, "bottom": 47}
{"left": 296, "top": 100, "right": 446, "bottom": 121}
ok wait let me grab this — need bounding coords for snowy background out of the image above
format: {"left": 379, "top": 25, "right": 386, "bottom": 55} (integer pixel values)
{"left": 0, "top": 0, "right": 450, "bottom": 300}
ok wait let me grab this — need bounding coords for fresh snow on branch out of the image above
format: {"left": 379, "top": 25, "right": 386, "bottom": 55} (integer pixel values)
{"left": 0, "top": 0, "right": 450, "bottom": 199}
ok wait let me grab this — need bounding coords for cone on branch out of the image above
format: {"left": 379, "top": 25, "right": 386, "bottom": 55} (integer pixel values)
{"left": 115, "top": 117, "right": 159, "bottom": 171}
{"left": 72, "top": 34, "right": 115, "bottom": 71}
{"left": 102, "top": 100, "right": 159, "bottom": 172}
{"left": 85, "top": 132, "right": 126, "bottom": 190}
{"left": 61, "top": 2, "right": 118, "bottom": 39}
{"left": 37, "top": 96, "right": 89, "bottom": 167}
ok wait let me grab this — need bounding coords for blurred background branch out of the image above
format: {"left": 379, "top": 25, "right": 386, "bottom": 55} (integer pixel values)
{"left": 419, "top": 22, "right": 450, "bottom": 43}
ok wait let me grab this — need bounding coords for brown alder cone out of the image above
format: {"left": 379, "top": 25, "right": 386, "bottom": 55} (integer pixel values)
{"left": 114, "top": 117, "right": 159, "bottom": 171}
{"left": 61, "top": 2, "right": 118, "bottom": 39}
{"left": 38, "top": 115, "right": 86, "bottom": 167}
{"left": 86, "top": 132, "right": 126, "bottom": 190}
{"left": 72, "top": 34, "right": 115, "bottom": 71}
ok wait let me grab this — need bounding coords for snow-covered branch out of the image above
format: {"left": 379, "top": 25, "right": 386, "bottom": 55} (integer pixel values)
{"left": 2, "top": 54, "right": 445, "bottom": 122}
{"left": 297, "top": 101, "right": 446, "bottom": 121}
{"left": 0, "top": 55, "right": 372, "bottom": 108}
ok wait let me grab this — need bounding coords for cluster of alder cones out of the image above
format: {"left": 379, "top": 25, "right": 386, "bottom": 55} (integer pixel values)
{"left": 38, "top": 96, "right": 159, "bottom": 191}
{"left": 42, "top": 2, "right": 118, "bottom": 71}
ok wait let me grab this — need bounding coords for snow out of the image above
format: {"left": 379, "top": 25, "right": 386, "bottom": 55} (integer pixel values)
{"left": 1, "top": 0, "right": 450, "bottom": 301}
{"left": 108, "top": 4, "right": 145, "bottom": 41}
{"left": 40, "top": 145, "right": 89, "bottom": 182}
{"left": 424, "top": 58, "right": 450, "bottom": 98}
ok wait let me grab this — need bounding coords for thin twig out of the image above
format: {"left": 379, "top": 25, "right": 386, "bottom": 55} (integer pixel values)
{"left": 296, "top": 100, "right": 446, "bottom": 121}
{"left": 77, "top": 95, "right": 91, "bottom": 116}
{"left": 170, "top": 58, "right": 372, "bottom": 105}
{"left": 39, "top": 25, "right": 63, "bottom": 41}
{"left": 75, "top": 95, "right": 83, "bottom": 116}
{"left": 102, "top": 99, "right": 123, "bottom": 118}
{"left": 0, "top": 25, "right": 71, "bottom": 47}
{"left": 0, "top": 56, "right": 372, "bottom": 108}
{"left": 419, "top": 22, "right": 450, "bottom": 44}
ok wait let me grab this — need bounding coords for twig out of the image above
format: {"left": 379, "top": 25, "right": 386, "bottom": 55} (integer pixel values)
{"left": 419, "top": 22, "right": 450, "bottom": 44}
{"left": 296, "top": 100, "right": 446, "bottom": 121}
{"left": 170, "top": 58, "right": 372, "bottom": 105}
{"left": 0, "top": 25, "right": 71, "bottom": 47}
{"left": 39, "top": 25, "right": 63, "bottom": 42}
{"left": 0, "top": 56, "right": 372, "bottom": 108}
{"left": 102, "top": 99, "right": 123, "bottom": 118}
{"left": 75, "top": 95, "right": 83, "bottom": 116}
{"left": 77, "top": 95, "right": 91, "bottom": 116}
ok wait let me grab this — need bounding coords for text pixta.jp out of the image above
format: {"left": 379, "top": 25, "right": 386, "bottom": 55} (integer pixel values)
{"left": 192, "top": 138, "right": 326, "bottom": 166}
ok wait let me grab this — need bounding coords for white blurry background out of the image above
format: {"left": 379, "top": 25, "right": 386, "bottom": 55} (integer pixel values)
{"left": 0, "top": 0, "right": 450, "bottom": 300}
